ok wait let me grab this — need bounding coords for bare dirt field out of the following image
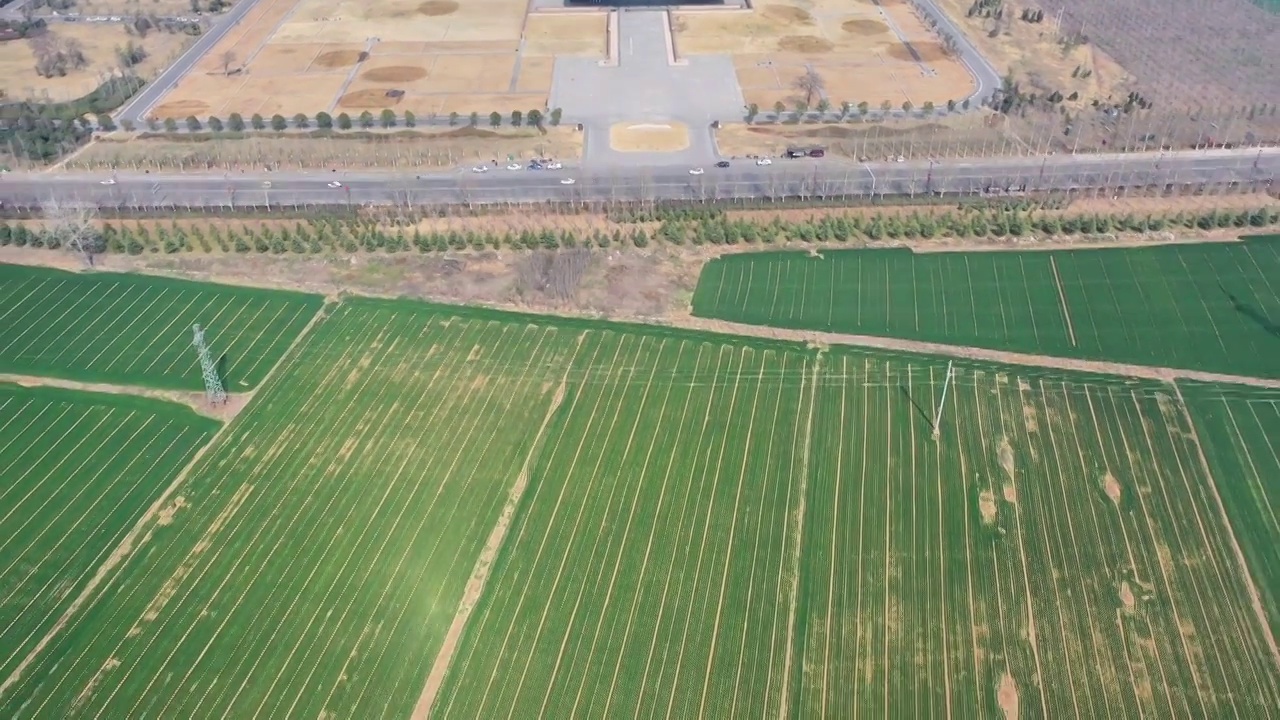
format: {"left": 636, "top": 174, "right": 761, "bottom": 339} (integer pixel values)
{"left": 675, "top": 0, "right": 976, "bottom": 109}
{"left": 0, "top": 25, "right": 190, "bottom": 103}
{"left": 715, "top": 112, "right": 1024, "bottom": 159}
{"left": 63, "top": 126, "right": 583, "bottom": 170}
{"left": 148, "top": 0, "right": 606, "bottom": 119}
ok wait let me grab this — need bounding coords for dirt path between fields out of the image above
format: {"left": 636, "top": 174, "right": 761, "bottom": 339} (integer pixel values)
{"left": 0, "top": 372, "right": 252, "bottom": 420}
{"left": 411, "top": 364, "right": 574, "bottom": 720}
{"left": 0, "top": 303, "right": 327, "bottom": 704}
{"left": 674, "top": 317, "right": 1280, "bottom": 390}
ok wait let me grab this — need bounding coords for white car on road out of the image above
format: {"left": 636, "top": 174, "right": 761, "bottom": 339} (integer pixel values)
{"left": 560, "top": 178, "right": 576, "bottom": 185}
{"left": 688, "top": 167, "right": 704, "bottom": 175}
{"left": 471, "top": 165, "right": 488, "bottom": 173}
{"left": 546, "top": 162, "right": 563, "bottom": 170}
{"left": 506, "top": 163, "right": 522, "bottom": 171}
{"left": 755, "top": 158, "right": 772, "bottom": 166}
{"left": 99, "top": 178, "right": 116, "bottom": 185}
{"left": 327, "top": 181, "right": 343, "bottom": 188}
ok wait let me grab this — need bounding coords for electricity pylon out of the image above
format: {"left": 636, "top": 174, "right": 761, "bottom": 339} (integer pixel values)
{"left": 193, "top": 324, "right": 226, "bottom": 405}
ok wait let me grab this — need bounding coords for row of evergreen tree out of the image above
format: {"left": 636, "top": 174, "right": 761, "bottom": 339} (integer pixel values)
{"left": 0, "top": 206, "right": 1275, "bottom": 255}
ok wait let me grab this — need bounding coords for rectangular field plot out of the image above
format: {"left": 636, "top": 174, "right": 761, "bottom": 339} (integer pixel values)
{"left": 0, "top": 299, "right": 582, "bottom": 719}
{"left": 0, "top": 264, "right": 322, "bottom": 390}
{"left": 0, "top": 383, "right": 217, "bottom": 685}
{"left": 796, "top": 352, "right": 1280, "bottom": 717}
{"left": 1180, "top": 381, "right": 1280, "bottom": 647}
{"left": 432, "top": 335, "right": 815, "bottom": 718}
{"left": 692, "top": 235, "right": 1280, "bottom": 378}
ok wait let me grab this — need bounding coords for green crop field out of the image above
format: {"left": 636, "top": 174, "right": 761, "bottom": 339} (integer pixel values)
{"left": 0, "top": 299, "right": 582, "bottom": 718}
{"left": 4, "top": 298, "right": 1277, "bottom": 718}
{"left": 794, "top": 352, "right": 1280, "bottom": 718}
{"left": 1180, "top": 381, "right": 1280, "bottom": 648}
{"left": 691, "top": 235, "right": 1280, "bottom": 378}
{"left": 0, "top": 383, "right": 217, "bottom": 686}
{"left": 433, "top": 341, "right": 1280, "bottom": 718}
{"left": 433, "top": 333, "right": 814, "bottom": 719}
{"left": 0, "top": 264, "right": 323, "bottom": 390}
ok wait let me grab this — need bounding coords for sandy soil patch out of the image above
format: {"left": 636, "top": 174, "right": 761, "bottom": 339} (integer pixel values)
{"left": 274, "top": 0, "right": 523, "bottom": 44}
{"left": 1102, "top": 471, "right": 1122, "bottom": 504}
{"left": 1119, "top": 580, "right": 1136, "bottom": 613}
{"left": 997, "top": 672, "right": 1019, "bottom": 720}
{"left": 0, "top": 24, "right": 189, "bottom": 103}
{"left": 610, "top": 122, "right": 691, "bottom": 153}
{"left": 979, "top": 489, "right": 998, "bottom": 524}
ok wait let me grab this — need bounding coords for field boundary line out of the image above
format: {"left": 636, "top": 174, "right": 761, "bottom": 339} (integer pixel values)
{"left": 1172, "top": 383, "right": 1280, "bottom": 672}
{"left": 775, "top": 351, "right": 821, "bottom": 720}
{"left": 410, "top": 344, "right": 580, "bottom": 720}
{"left": 675, "top": 317, "right": 1280, "bottom": 389}
{"left": 0, "top": 296, "right": 329, "bottom": 702}
{"left": 1048, "top": 257, "right": 1077, "bottom": 347}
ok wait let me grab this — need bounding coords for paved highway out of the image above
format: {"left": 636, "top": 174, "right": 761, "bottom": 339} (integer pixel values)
{"left": 2, "top": 149, "right": 1274, "bottom": 209}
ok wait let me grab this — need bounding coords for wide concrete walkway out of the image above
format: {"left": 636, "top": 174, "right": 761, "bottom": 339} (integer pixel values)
{"left": 550, "top": 9, "right": 744, "bottom": 167}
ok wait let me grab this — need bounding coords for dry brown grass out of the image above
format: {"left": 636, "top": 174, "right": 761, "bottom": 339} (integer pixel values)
{"left": 64, "top": 126, "right": 583, "bottom": 171}
{"left": 0, "top": 25, "right": 189, "bottom": 103}
{"left": 147, "top": 0, "right": 595, "bottom": 122}
{"left": 678, "top": 0, "right": 974, "bottom": 109}
{"left": 74, "top": 0, "right": 215, "bottom": 15}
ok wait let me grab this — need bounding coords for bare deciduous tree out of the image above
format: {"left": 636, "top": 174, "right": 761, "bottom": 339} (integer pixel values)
{"left": 792, "top": 67, "right": 825, "bottom": 108}
{"left": 42, "top": 198, "right": 103, "bottom": 265}
{"left": 220, "top": 50, "right": 237, "bottom": 75}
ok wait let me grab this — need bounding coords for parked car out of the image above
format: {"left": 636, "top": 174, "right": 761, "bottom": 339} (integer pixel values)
{"left": 808, "top": 148, "right": 825, "bottom": 158}
{"left": 756, "top": 158, "right": 772, "bottom": 166}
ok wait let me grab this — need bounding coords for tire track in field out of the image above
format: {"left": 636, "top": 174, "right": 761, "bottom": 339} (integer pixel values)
{"left": 775, "top": 352, "right": 821, "bottom": 720}
{"left": 411, "top": 334, "right": 583, "bottom": 720}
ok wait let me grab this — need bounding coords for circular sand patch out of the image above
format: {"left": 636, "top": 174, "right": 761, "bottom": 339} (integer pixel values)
{"left": 363, "top": 66, "right": 428, "bottom": 82}
{"left": 778, "top": 36, "right": 834, "bottom": 53}
{"left": 761, "top": 5, "right": 812, "bottom": 23}
{"left": 418, "top": 0, "right": 458, "bottom": 16}
{"left": 314, "top": 50, "right": 364, "bottom": 69}
{"left": 337, "top": 88, "right": 404, "bottom": 109}
{"left": 887, "top": 41, "right": 947, "bottom": 62}
{"left": 609, "top": 122, "right": 690, "bottom": 153}
{"left": 842, "top": 19, "right": 887, "bottom": 36}
{"left": 151, "top": 99, "right": 210, "bottom": 119}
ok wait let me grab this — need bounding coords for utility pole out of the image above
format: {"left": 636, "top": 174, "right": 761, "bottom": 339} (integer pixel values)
{"left": 933, "top": 361, "right": 954, "bottom": 440}
{"left": 193, "top": 324, "right": 226, "bottom": 406}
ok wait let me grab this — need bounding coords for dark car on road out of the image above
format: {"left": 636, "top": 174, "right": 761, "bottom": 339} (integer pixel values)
{"left": 715, "top": 160, "right": 730, "bottom": 168}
